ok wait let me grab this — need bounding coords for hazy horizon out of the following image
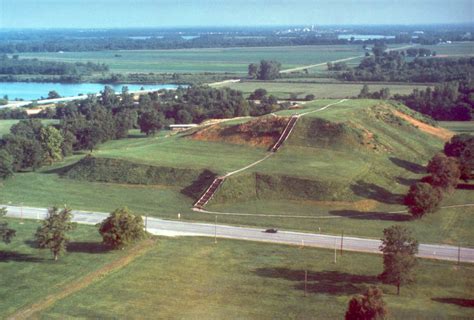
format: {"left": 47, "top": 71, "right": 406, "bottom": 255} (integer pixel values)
{"left": 1, "top": 0, "right": 472, "bottom": 29}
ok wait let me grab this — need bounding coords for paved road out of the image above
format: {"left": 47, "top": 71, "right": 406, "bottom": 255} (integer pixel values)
{"left": 3, "top": 205, "right": 473, "bottom": 263}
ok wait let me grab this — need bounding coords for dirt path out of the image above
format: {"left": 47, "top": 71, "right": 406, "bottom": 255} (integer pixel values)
{"left": 8, "top": 238, "right": 156, "bottom": 320}
{"left": 393, "top": 110, "right": 454, "bottom": 141}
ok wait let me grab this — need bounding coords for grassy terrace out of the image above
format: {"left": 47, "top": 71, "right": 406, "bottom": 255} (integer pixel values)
{"left": 20, "top": 45, "right": 366, "bottom": 74}
{"left": 34, "top": 236, "right": 473, "bottom": 319}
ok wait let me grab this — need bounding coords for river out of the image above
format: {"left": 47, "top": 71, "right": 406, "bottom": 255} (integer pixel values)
{"left": 0, "top": 82, "right": 181, "bottom": 101}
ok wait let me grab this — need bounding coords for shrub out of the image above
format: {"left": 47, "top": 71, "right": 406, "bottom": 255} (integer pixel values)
{"left": 98, "top": 207, "right": 146, "bottom": 249}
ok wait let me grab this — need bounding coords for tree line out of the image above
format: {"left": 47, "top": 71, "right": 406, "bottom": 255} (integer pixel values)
{"left": 0, "top": 85, "right": 289, "bottom": 177}
{"left": 340, "top": 52, "right": 473, "bottom": 83}
{"left": 0, "top": 55, "right": 108, "bottom": 76}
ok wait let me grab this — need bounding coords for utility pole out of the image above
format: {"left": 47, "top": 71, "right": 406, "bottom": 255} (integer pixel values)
{"left": 334, "top": 239, "right": 337, "bottom": 264}
{"left": 214, "top": 215, "right": 217, "bottom": 244}
{"left": 340, "top": 230, "right": 344, "bottom": 256}
{"left": 458, "top": 243, "right": 461, "bottom": 265}
{"left": 304, "top": 270, "right": 308, "bottom": 297}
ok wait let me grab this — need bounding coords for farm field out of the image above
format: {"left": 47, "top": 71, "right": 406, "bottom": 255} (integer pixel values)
{"left": 19, "top": 45, "right": 367, "bottom": 74}
{"left": 215, "top": 81, "right": 429, "bottom": 99}
{"left": 419, "top": 42, "right": 474, "bottom": 57}
{"left": 439, "top": 121, "right": 474, "bottom": 134}
{"left": 0, "top": 218, "right": 130, "bottom": 318}
{"left": 33, "top": 236, "right": 473, "bottom": 319}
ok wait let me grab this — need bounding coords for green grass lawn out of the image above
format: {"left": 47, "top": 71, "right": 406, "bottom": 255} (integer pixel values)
{"left": 0, "top": 119, "right": 58, "bottom": 137}
{"left": 419, "top": 42, "right": 474, "bottom": 57}
{"left": 0, "top": 218, "right": 129, "bottom": 318}
{"left": 38, "top": 237, "right": 474, "bottom": 319}
{"left": 20, "top": 45, "right": 366, "bottom": 74}
{"left": 216, "top": 81, "right": 429, "bottom": 99}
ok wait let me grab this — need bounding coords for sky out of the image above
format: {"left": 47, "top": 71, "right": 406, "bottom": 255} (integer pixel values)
{"left": 0, "top": 0, "right": 473, "bottom": 29}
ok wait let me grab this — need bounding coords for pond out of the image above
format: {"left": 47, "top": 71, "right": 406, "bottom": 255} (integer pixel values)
{"left": 0, "top": 82, "right": 182, "bottom": 101}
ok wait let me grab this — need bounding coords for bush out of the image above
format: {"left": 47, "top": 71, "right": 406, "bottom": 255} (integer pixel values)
{"left": 345, "top": 286, "right": 387, "bottom": 320}
{"left": 98, "top": 207, "right": 146, "bottom": 249}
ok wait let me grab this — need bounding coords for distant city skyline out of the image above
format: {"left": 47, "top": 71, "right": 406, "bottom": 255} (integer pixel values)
{"left": 0, "top": 0, "right": 473, "bottom": 29}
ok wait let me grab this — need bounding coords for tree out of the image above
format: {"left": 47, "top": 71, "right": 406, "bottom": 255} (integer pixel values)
{"left": 444, "top": 134, "right": 474, "bottom": 180}
{"left": 75, "top": 125, "right": 103, "bottom": 152}
{"left": 379, "top": 225, "right": 418, "bottom": 295}
{"left": 249, "top": 88, "right": 267, "bottom": 100}
{"left": 47, "top": 90, "right": 61, "bottom": 99}
{"left": 305, "top": 94, "right": 315, "bottom": 101}
{"left": 40, "top": 126, "right": 64, "bottom": 164}
{"left": 358, "top": 85, "right": 370, "bottom": 98}
{"left": 0, "top": 150, "right": 14, "bottom": 180}
{"left": 138, "top": 109, "right": 164, "bottom": 136}
{"left": 0, "top": 207, "right": 16, "bottom": 244}
{"left": 257, "top": 60, "right": 281, "bottom": 80}
{"left": 248, "top": 63, "right": 258, "bottom": 79}
{"left": 427, "top": 153, "right": 461, "bottom": 191}
{"left": 404, "top": 182, "right": 443, "bottom": 218}
{"left": 35, "top": 207, "right": 76, "bottom": 261}
{"left": 345, "top": 286, "right": 387, "bottom": 320}
{"left": 98, "top": 207, "right": 146, "bottom": 249}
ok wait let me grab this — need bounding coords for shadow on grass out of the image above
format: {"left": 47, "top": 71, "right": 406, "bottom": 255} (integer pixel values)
{"left": 350, "top": 180, "right": 404, "bottom": 205}
{"left": 0, "top": 251, "right": 44, "bottom": 263}
{"left": 43, "top": 161, "right": 81, "bottom": 175}
{"left": 254, "top": 268, "right": 378, "bottom": 295}
{"left": 181, "top": 169, "right": 217, "bottom": 199}
{"left": 457, "top": 183, "right": 474, "bottom": 190}
{"left": 67, "top": 242, "right": 111, "bottom": 254}
{"left": 396, "top": 176, "right": 418, "bottom": 186}
{"left": 389, "top": 157, "right": 426, "bottom": 174}
{"left": 432, "top": 298, "right": 474, "bottom": 308}
{"left": 329, "top": 210, "right": 411, "bottom": 221}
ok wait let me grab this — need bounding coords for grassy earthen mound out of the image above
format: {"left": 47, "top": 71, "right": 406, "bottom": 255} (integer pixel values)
{"left": 190, "top": 117, "right": 289, "bottom": 148}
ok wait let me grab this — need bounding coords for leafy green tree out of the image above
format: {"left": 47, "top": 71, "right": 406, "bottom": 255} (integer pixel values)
{"left": 0, "top": 150, "right": 14, "bottom": 179}
{"left": 358, "top": 85, "right": 370, "bottom": 98}
{"left": 379, "top": 225, "right": 418, "bottom": 295}
{"left": 257, "top": 60, "right": 281, "bottom": 80}
{"left": 248, "top": 63, "right": 259, "bottom": 79}
{"left": 98, "top": 207, "right": 146, "bottom": 249}
{"left": 75, "top": 126, "right": 103, "bottom": 152}
{"left": 404, "top": 182, "right": 443, "bottom": 218}
{"left": 427, "top": 153, "right": 461, "bottom": 191}
{"left": 345, "top": 286, "right": 387, "bottom": 320}
{"left": 444, "top": 134, "right": 474, "bottom": 180}
{"left": 40, "top": 126, "right": 64, "bottom": 164}
{"left": 35, "top": 207, "right": 76, "bottom": 261}
{"left": 10, "top": 119, "right": 43, "bottom": 140}
{"left": 0, "top": 207, "right": 16, "bottom": 244}
{"left": 249, "top": 88, "right": 267, "bottom": 100}
{"left": 47, "top": 90, "right": 61, "bottom": 99}
{"left": 139, "top": 109, "right": 164, "bottom": 136}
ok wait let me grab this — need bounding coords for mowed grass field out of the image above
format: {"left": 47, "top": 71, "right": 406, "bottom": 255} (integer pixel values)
{"left": 215, "top": 81, "right": 430, "bottom": 99}
{"left": 31, "top": 236, "right": 472, "bottom": 319}
{"left": 420, "top": 42, "right": 474, "bottom": 57}
{"left": 0, "top": 119, "right": 58, "bottom": 137}
{"left": 0, "top": 218, "right": 130, "bottom": 318}
{"left": 20, "top": 45, "right": 366, "bottom": 74}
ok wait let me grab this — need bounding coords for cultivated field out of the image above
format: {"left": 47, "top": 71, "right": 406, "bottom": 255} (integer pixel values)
{"left": 19, "top": 45, "right": 366, "bottom": 74}
{"left": 215, "top": 81, "right": 430, "bottom": 99}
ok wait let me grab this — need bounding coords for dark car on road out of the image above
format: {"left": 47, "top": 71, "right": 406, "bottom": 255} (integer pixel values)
{"left": 264, "top": 228, "right": 278, "bottom": 233}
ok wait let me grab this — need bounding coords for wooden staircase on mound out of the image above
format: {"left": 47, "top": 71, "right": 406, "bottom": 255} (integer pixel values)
{"left": 270, "top": 115, "right": 299, "bottom": 152}
{"left": 193, "top": 115, "right": 300, "bottom": 210}
{"left": 193, "top": 177, "right": 225, "bottom": 209}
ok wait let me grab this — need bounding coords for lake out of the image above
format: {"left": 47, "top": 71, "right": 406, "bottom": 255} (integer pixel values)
{"left": 0, "top": 82, "right": 182, "bottom": 101}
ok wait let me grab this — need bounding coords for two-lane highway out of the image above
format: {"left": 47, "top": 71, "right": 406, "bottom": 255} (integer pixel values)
{"left": 3, "top": 204, "right": 473, "bottom": 263}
